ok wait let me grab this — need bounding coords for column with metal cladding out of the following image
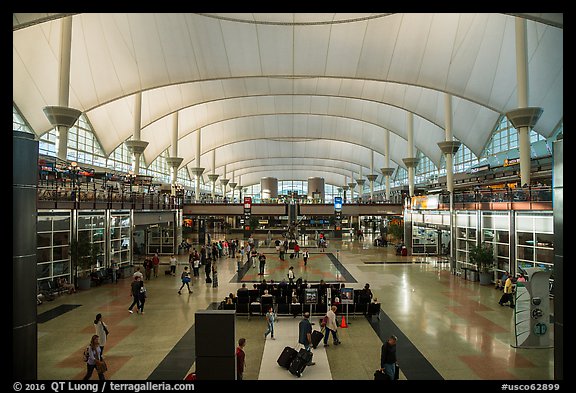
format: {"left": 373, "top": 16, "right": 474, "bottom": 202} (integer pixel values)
{"left": 307, "top": 177, "right": 325, "bottom": 201}
{"left": 13, "top": 130, "right": 38, "bottom": 379}
{"left": 260, "top": 177, "right": 278, "bottom": 200}
{"left": 553, "top": 138, "right": 563, "bottom": 380}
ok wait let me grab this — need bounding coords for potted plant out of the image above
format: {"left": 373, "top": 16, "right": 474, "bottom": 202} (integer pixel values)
{"left": 70, "top": 236, "right": 94, "bottom": 290}
{"left": 469, "top": 243, "right": 495, "bottom": 285}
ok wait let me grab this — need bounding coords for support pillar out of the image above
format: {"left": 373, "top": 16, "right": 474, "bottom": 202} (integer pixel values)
{"left": 13, "top": 131, "right": 39, "bottom": 379}
{"left": 380, "top": 168, "right": 395, "bottom": 202}
{"left": 366, "top": 174, "right": 378, "bottom": 201}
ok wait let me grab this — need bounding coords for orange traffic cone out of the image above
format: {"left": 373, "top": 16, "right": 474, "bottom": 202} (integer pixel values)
{"left": 340, "top": 315, "right": 348, "bottom": 328}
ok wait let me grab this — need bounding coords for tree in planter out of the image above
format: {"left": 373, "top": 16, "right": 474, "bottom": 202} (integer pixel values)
{"left": 70, "top": 237, "right": 97, "bottom": 287}
{"left": 387, "top": 221, "right": 404, "bottom": 243}
{"left": 469, "top": 243, "right": 495, "bottom": 285}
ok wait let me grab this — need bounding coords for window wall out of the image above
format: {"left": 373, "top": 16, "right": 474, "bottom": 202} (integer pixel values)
{"left": 37, "top": 211, "right": 72, "bottom": 284}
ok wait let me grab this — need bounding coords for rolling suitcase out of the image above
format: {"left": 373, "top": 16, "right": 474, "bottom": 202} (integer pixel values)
{"left": 311, "top": 329, "right": 324, "bottom": 348}
{"left": 374, "top": 363, "right": 399, "bottom": 380}
{"left": 277, "top": 346, "right": 298, "bottom": 369}
{"left": 289, "top": 349, "right": 313, "bottom": 377}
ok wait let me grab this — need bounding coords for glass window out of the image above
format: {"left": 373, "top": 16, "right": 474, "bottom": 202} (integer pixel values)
{"left": 37, "top": 233, "right": 51, "bottom": 248}
{"left": 36, "top": 263, "right": 51, "bottom": 279}
{"left": 496, "top": 244, "right": 509, "bottom": 257}
{"left": 37, "top": 248, "right": 51, "bottom": 263}
{"left": 483, "top": 229, "right": 495, "bottom": 242}
{"left": 536, "top": 233, "right": 554, "bottom": 248}
{"left": 517, "top": 246, "right": 534, "bottom": 261}
{"left": 53, "top": 232, "right": 69, "bottom": 246}
{"left": 536, "top": 248, "right": 553, "bottom": 264}
{"left": 496, "top": 231, "right": 509, "bottom": 244}
{"left": 517, "top": 232, "right": 533, "bottom": 246}
{"left": 37, "top": 217, "right": 52, "bottom": 232}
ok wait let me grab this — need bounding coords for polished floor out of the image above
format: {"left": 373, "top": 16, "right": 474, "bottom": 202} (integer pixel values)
{"left": 37, "top": 234, "right": 555, "bottom": 381}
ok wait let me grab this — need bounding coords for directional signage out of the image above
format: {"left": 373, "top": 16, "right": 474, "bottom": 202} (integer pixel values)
{"left": 334, "top": 196, "right": 342, "bottom": 211}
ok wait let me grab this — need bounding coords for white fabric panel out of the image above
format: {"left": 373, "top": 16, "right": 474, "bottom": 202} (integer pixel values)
{"left": 462, "top": 15, "right": 511, "bottom": 110}
{"left": 189, "top": 14, "right": 232, "bottom": 79}
{"left": 523, "top": 23, "right": 563, "bottom": 136}
{"left": 388, "top": 13, "right": 433, "bottom": 83}
{"left": 294, "top": 24, "right": 331, "bottom": 75}
{"left": 221, "top": 19, "right": 261, "bottom": 76}
{"left": 256, "top": 24, "right": 294, "bottom": 76}
{"left": 324, "top": 21, "right": 366, "bottom": 76}
{"left": 416, "top": 14, "right": 460, "bottom": 87}
{"left": 356, "top": 14, "right": 402, "bottom": 79}
{"left": 13, "top": 21, "right": 63, "bottom": 135}
{"left": 12, "top": 13, "right": 562, "bottom": 179}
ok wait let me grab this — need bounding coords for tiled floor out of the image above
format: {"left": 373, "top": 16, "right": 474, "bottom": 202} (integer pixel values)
{"left": 38, "top": 234, "right": 555, "bottom": 380}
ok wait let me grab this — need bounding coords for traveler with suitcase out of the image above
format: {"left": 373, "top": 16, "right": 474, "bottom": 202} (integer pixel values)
{"left": 380, "top": 335, "right": 398, "bottom": 380}
{"left": 297, "top": 312, "right": 316, "bottom": 366}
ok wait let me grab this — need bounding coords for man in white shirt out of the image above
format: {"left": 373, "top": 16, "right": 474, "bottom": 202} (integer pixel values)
{"left": 133, "top": 266, "right": 143, "bottom": 281}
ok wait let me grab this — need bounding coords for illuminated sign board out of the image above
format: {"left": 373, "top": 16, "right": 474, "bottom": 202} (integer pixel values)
{"left": 334, "top": 197, "right": 342, "bottom": 211}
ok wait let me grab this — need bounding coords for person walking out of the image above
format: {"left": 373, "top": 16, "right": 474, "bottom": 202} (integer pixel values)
{"left": 138, "top": 283, "right": 147, "bottom": 314}
{"left": 82, "top": 335, "right": 106, "bottom": 380}
{"left": 94, "top": 313, "right": 109, "bottom": 355}
{"left": 302, "top": 249, "right": 309, "bottom": 267}
{"left": 236, "top": 338, "right": 247, "bottom": 380}
{"left": 287, "top": 266, "right": 295, "bottom": 285}
{"left": 178, "top": 266, "right": 193, "bottom": 295}
{"left": 169, "top": 254, "right": 177, "bottom": 276}
{"left": 143, "top": 256, "right": 152, "bottom": 281}
{"left": 152, "top": 252, "right": 160, "bottom": 278}
{"left": 323, "top": 305, "right": 341, "bottom": 347}
{"left": 258, "top": 252, "right": 267, "bottom": 275}
{"left": 499, "top": 275, "right": 515, "bottom": 307}
{"left": 128, "top": 276, "right": 143, "bottom": 314}
{"left": 264, "top": 306, "right": 277, "bottom": 340}
{"left": 192, "top": 255, "right": 200, "bottom": 277}
{"left": 293, "top": 242, "right": 300, "bottom": 258}
{"left": 297, "top": 312, "right": 315, "bottom": 366}
{"left": 380, "top": 335, "right": 398, "bottom": 380}
{"left": 133, "top": 266, "right": 143, "bottom": 281}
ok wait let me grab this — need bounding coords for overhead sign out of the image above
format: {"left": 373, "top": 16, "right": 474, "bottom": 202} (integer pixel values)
{"left": 244, "top": 197, "right": 252, "bottom": 209}
{"left": 334, "top": 197, "right": 343, "bottom": 211}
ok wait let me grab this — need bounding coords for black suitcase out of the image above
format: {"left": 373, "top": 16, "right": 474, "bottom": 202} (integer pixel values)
{"left": 277, "top": 346, "right": 298, "bottom": 369}
{"left": 374, "top": 364, "right": 400, "bottom": 380}
{"left": 289, "top": 349, "right": 313, "bottom": 377}
{"left": 205, "top": 276, "right": 212, "bottom": 283}
{"left": 311, "top": 330, "right": 324, "bottom": 348}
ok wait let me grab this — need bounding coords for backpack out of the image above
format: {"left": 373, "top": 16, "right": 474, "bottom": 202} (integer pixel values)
{"left": 83, "top": 346, "right": 90, "bottom": 362}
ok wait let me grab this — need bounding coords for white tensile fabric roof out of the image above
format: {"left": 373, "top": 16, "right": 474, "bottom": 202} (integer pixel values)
{"left": 13, "top": 13, "right": 563, "bottom": 187}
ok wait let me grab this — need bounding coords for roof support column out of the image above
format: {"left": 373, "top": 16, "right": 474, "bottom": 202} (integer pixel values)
{"left": 191, "top": 129, "right": 205, "bottom": 202}
{"left": 355, "top": 170, "right": 366, "bottom": 202}
{"left": 402, "top": 112, "right": 419, "bottom": 198}
{"left": 366, "top": 150, "right": 378, "bottom": 201}
{"left": 43, "top": 16, "right": 81, "bottom": 161}
{"left": 342, "top": 175, "right": 349, "bottom": 203}
{"left": 166, "top": 113, "right": 183, "bottom": 194}
{"left": 207, "top": 150, "right": 220, "bottom": 201}
{"left": 437, "top": 94, "right": 461, "bottom": 194}
{"left": 125, "top": 92, "right": 149, "bottom": 175}
{"left": 228, "top": 170, "right": 237, "bottom": 203}
{"left": 381, "top": 130, "right": 395, "bottom": 202}
{"left": 506, "top": 17, "right": 543, "bottom": 187}
{"left": 348, "top": 170, "right": 356, "bottom": 204}
{"left": 220, "top": 164, "right": 229, "bottom": 200}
